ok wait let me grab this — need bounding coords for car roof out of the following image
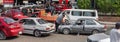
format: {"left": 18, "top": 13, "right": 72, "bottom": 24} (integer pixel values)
{"left": 65, "top": 9, "right": 97, "bottom": 12}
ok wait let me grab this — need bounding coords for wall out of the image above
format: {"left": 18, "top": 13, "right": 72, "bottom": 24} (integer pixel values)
{"left": 99, "top": 16, "right": 120, "bottom": 22}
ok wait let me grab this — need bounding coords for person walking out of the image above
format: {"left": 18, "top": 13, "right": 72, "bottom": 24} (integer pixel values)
{"left": 55, "top": 14, "right": 65, "bottom": 32}
{"left": 110, "top": 22, "right": 120, "bottom": 42}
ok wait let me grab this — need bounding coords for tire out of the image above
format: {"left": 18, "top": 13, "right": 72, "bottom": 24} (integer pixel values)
{"left": 0, "top": 31, "right": 6, "bottom": 40}
{"left": 62, "top": 29, "right": 70, "bottom": 35}
{"left": 34, "top": 30, "right": 41, "bottom": 37}
{"left": 92, "top": 30, "right": 99, "bottom": 34}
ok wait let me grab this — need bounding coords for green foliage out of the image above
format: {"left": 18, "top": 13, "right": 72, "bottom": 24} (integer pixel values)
{"left": 77, "top": 0, "right": 91, "bottom": 9}
{"left": 77, "top": 0, "right": 120, "bottom": 15}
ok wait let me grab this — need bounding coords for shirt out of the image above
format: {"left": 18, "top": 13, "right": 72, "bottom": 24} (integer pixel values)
{"left": 56, "top": 14, "right": 64, "bottom": 24}
{"left": 110, "top": 28, "right": 120, "bottom": 42}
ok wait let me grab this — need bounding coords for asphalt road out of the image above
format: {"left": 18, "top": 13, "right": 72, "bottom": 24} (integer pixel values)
{"left": 1, "top": 33, "right": 88, "bottom": 42}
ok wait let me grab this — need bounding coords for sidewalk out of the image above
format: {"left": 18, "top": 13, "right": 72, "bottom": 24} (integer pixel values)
{"left": 100, "top": 21, "right": 116, "bottom": 25}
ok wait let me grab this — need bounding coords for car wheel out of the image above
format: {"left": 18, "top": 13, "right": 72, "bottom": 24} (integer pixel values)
{"left": 0, "top": 31, "right": 6, "bottom": 40}
{"left": 92, "top": 30, "right": 99, "bottom": 34}
{"left": 63, "top": 29, "right": 70, "bottom": 35}
{"left": 34, "top": 30, "right": 41, "bottom": 37}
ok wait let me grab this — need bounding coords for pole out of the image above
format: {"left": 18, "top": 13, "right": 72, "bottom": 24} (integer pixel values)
{"left": 15, "top": 0, "right": 17, "bottom": 6}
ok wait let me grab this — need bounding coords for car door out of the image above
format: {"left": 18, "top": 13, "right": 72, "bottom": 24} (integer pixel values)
{"left": 84, "top": 20, "right": 97, "bottom": 33}
{"left": 71, "top": 20, "right": 84, "bottom": 33}
{"left": 21, "top": 19, "right": 36, "bottom": 34}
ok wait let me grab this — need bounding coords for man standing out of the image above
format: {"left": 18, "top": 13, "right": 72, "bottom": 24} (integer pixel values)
{"left": 110, "top": 22, "right": 120, "bottom": 42}
{"left": 55, "top": 14, "right": 65, "bottom": 32}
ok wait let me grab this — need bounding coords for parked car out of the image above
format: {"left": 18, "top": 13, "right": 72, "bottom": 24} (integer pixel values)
{"left": 87, "top": 33, "right": 110, "bottom": 42}
{"left": 58, "top": 18, "right": 106, "bottom": 35}
{"left": 0, "top": 17, "right": 23, "bottom": 40}
{"left": 18, "top": 17, "right": 55, "bottom": 37}
{"left": 62, "top": 9, "right": 99, "bottom": 23}
{"left": 5, "top": 9, "right": 27, "bottom": 20}
{"left": 87, "top": 27, "right": 112, "bottom": 42}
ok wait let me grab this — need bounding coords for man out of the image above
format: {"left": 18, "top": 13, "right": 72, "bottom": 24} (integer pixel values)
{"left": 55, "top": 14, "right": 65, "bottom": 32}
{"left": 110, "top": 22, "right": 120, "bottom": 42}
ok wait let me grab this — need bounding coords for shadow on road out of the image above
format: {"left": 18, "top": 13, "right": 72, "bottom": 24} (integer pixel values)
{"left": 21, "top": 34, "right": 50, "bottom": 38}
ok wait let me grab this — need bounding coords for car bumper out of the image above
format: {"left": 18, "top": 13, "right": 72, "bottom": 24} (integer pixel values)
{"left": 41, "top": 30, "right": 55, "bottom": 34}
{"left": 8, "top": 28, "right": 23, "bottom": 37}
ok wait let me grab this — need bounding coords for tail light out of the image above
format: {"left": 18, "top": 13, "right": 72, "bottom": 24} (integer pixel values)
{"left": 9, "top": 25, "right": 16, "bottom": 28}
{"left": 46, "top": 28, "right": 50, "bottom": 30}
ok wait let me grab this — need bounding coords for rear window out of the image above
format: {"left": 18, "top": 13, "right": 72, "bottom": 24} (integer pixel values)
{"left": 13, "top": 9, "right": 21, "bottom": 14}
{"left": 4, "top": 17, "right": 15, "bottom": 24}
{"left": 37, "top": 19, "right": 48, "bottom": 24}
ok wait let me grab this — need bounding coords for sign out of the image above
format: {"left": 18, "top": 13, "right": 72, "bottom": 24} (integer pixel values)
{"left": 3, "top": 0, "right": 14, "bottom": 4}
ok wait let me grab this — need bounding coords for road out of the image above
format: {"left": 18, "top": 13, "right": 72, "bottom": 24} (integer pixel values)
{"left": 1, "top": 34, "right": 88, "bottom": 42}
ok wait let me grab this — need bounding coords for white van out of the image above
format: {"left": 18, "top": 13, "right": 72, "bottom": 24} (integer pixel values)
{"left": 60, "top": 9, "right": 98, "bottom": 23}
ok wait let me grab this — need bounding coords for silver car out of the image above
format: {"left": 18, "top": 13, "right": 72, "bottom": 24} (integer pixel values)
{"left": 58, "top": 18, "right": 106, "bottom": 35}
{"left": 18, "top": 17, "right": 55, "bottom": 37}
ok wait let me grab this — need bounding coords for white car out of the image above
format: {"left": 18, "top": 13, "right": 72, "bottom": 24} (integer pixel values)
{"left": 61, "top": 9, "right": 98, "bottom": 23}
{"left": 18, "top": 17, "right": 55, "bottom": 37}
{"left": 87, "top": 33, "right": 110, "bottom": 42}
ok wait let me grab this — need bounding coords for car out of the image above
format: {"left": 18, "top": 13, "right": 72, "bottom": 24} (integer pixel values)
{"left": 5, "top": 9, "right": 27, "bottom": 20}
{"left": 18, "top": 17, "right": 55, "bottom": 37}
{"left": 58, "top": 18, "right": 106, "bottom": 35}
{"left": 87, "top": 33, "right": 110, "bottom": 42}
{"left": 87, "top": 26, "right": 112, "bottom": 42}
{"left": 62, "top": 9, "right": 99, "bottom": 23}
{"left": 0, "top": 17, "right": 23, "bottom": 40}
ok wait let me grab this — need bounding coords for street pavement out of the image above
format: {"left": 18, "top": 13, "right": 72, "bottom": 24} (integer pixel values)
{"left": 1, "top": 34, "right": 88, "bottom": 42}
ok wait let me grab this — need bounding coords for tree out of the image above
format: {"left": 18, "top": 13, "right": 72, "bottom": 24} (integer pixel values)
{"left": 77, "top": 0, "right": 91, "bottom": 9}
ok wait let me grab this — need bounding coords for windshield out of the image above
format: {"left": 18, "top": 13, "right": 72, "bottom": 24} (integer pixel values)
{"left": 4, "top": 17, "right": 15, "bottom": 24}
{"left": 37, "top": 19, "right": 48, "bottom": 24}
{"left": 14, "top": 9, "right": 21, "bottom": 14}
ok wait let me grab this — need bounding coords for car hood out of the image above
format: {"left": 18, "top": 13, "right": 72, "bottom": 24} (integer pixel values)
{"left": 88, "top": 33, "right": 109, "bottom": 41}
{"left": 98, "top": 38, "right": 110, "bottom": 42}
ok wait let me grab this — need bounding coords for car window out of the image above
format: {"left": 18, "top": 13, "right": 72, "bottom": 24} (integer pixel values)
{"left": 13, "top": 9, "right": 21, "bottom": 14}
{"left": 75, "top": 20, "right": 83, "bottom": 25}
{"left": 4, "top": 17, "right": 15, "bottom": 24}
{"left": 83, "top": 11, "right": 96, "bottom": 17}
{"left": 72, "top": 11, "right": 82, "bottom": 16}
{"left": 37, "top": 19, "right": 48, "bottom": 24}
{"left": 24, "top": 19, "right": 36, "bottom": 25}
{"left": 85, "top": 20, "right": 96, "bottom": 25}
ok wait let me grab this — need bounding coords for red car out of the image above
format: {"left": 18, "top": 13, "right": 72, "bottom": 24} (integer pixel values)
{"left": 5, "top": 9, "right": 27, "bottom": 20}
{"left": 0, "top": 17, "right": 23, "bottom": 39}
